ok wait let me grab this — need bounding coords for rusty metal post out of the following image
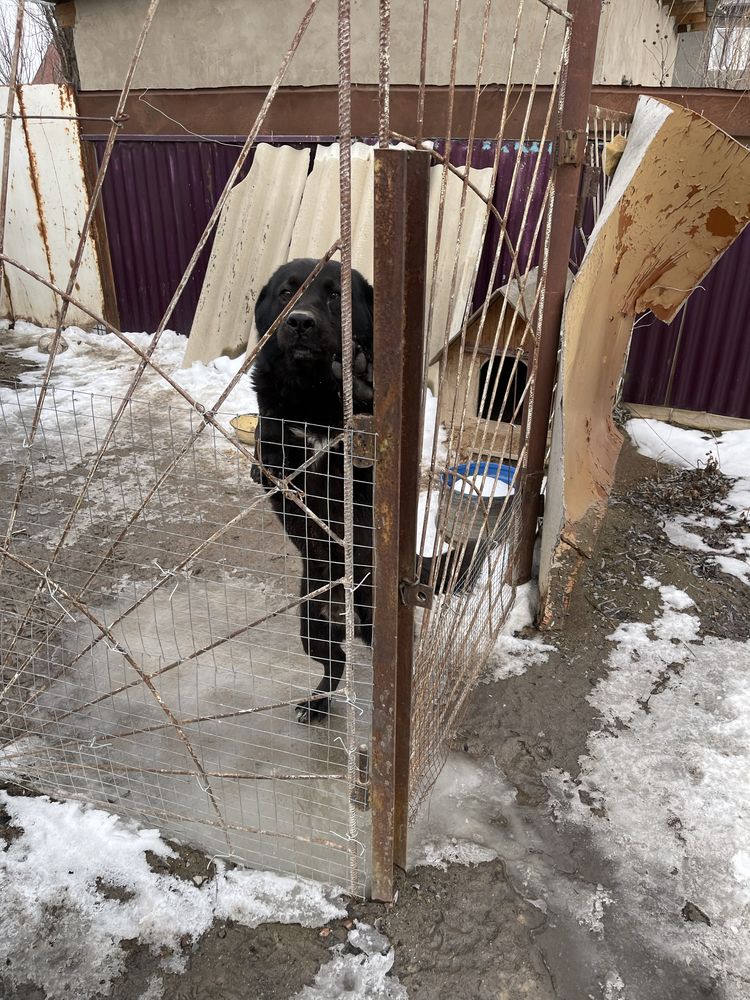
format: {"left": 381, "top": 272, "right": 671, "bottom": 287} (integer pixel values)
{"left": 371, "top": 147, "right": 430, "bottom": 902}
{"left": 515, "top": 0, "right": 602, "bottom": 585}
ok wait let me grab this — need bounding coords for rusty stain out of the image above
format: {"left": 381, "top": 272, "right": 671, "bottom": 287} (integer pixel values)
{"left": 705, "top": 206, "right": 739, "bottom": 239}
{"left": 16, "top": 88, "right": 56, "bottom": 290}
{"left": 617, "top": 202, "right": 634, "bottom": 241}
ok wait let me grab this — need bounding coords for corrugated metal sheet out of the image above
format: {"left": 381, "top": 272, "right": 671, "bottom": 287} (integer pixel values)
{"left": 89, "top": 135, "right": 552, "bottom": 337}
{"left": 288, "top": 142, "right": 375, "bottom": 280}
{"left": 433, "top": 140, "right": 553, "bottom": 311}
{"left": 0, "top": 85, "right": 104, "bottom": 327}
{"left": 87, "top": 133, "right": 749, "bottom": 418}
{"left": 183, "top": 143, "right": 310, "bottom": 366}
{"left": 91, "top": 137, "right": 254, "bottom": 334}
{"left": 425, "top": 156, "right": 494, "bottom": 367}
{"left": 623, "top": 225, "right": 750, "bottom": 419}
{"left": 129, "top": 137, "right": 494, "bottom": 371}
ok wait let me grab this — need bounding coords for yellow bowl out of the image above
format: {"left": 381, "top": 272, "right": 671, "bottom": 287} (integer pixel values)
{"left": 230, "top": 413, "right": 258, "bottom": 446}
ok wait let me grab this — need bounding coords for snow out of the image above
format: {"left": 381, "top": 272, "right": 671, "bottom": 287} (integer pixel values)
{"left": 422, "top": 387, "right": 448, "bottom": 468}
{"left": 293, "top": 946, "right": 407, "bottom": 1000}
{"left": 486, "top": 580, "right": 556, "bottom": 681}
{"left": 291, "top": 919, "right": 408, "bottom": 1000}
{"left": 546, "top": 581, "right": 750, "bottom": 998}
{"left": 628, "top": 418, "right": 750, "bottom": 587}
{"left": 2, "top": 321, "right": 259, "bottom": 437}
{"left": 626, "top": 418, "right": 749, "bottom": 476}
{"left": 407, "top": 754, "right": 507, "bottom": 871}
{"left": 0, "top": 790, "right": 346, "bottom": 1000}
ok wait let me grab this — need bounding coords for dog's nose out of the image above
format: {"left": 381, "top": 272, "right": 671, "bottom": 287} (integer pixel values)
{"left": 285, "top": 310, "right": 316, "bottom": 336}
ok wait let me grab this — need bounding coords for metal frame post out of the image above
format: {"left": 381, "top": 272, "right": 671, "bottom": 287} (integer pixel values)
{"left": 370, "top": 147, "right": 430, "bottom": 902}
{"left": 515, "top": 0, "right": 603, "bottom": 584}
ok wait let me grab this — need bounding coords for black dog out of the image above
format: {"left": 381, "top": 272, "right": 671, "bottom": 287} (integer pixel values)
{"left": 251, "top": 259, "right": 375, "bottom": 723}
{"left": 251, "top": 258, "right": 483, "bottom": 724}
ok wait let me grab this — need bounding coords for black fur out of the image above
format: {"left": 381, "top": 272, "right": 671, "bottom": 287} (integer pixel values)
{"left": 251, "top": 259, "right": 374, "bottom": 724}
{"left": 251, "top": 258, "right": 483, "bottom": 724}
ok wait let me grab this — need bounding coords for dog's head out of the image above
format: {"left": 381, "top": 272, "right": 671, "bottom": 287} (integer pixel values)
{"left": 255, "top": 259, "right": 373, "bottom": 366}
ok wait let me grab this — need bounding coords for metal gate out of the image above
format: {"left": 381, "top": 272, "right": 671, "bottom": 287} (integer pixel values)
{"left": 0, "top": 0, "right": 602, "bottom": 902}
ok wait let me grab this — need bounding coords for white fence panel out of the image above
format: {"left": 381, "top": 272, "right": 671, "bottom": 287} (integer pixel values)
{"left": 0, "top": 84, "right": 105, "bottom": 329}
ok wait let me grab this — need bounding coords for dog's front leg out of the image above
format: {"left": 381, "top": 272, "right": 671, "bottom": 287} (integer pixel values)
{"left": 296, "top": 585, "right": 347, "bottom": 724}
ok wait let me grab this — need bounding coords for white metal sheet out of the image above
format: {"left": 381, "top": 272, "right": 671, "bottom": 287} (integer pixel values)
{"left": 0, "top": 85, "right": 105, "bottom": 329}
{"left": 183, "top": 143, "right": 310, "bottom": 367}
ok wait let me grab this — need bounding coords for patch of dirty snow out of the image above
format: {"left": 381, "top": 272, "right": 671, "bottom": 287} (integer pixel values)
{"left": 715, "top": 554, "right": 750, "bottom": 586}
{"left": 2, "top": 321, "right": 259, "bottom": 437}
{"left": 602, "top": 971, "right": 626, "bottom": 999}
{"left": 410, "top": 837, "right": 498, "bottom": 870}
{"left": 347, "top": 921, "right": 391, "bottom": 957}
{"left": 422, "top": 387, "right": 448, "bottom": 468}
{"left": 578, "top": 884, "right": 613, "bottom": 937}
{"left": 0, "top": 790, "right": 346, "bottom": 1000}
{"left": 486, "top": 581, "right": 556, "bottom": 681}
{"left": 627, "top": 419, "right": 750, "bottom": 586}
{"left": 292, "top": 920, "right": 406, "bottom": 999}
{"left": 137, "top": 976, "right": 165, "bottom": 1000}
{"left": 293, "top": 945, "right": 408, "bottom": 1000}
{"left": 407, "top": 754, "right": 516, "bottom": 871}
{"left": 662, "top": 515, "right": 713, "bottom": 553}
{"left": 546, "top": 579, "right": 750, "bottom": 998}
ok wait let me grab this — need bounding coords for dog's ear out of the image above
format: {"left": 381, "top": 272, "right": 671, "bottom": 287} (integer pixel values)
{"left": 254, "top": 275, "right": 277, "bottom": 337}
{"left": 352, "top": 271, "right": 374, "bottom": 352}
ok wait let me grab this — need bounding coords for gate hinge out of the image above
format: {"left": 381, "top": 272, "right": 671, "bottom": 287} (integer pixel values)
{"left": 399, "top": 579, "right": 434, "bottom": 609}
{"left": 555, "top": 129, "right": 585, "bottom": 166}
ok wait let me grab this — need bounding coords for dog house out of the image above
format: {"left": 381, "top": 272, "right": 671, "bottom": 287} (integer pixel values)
{"left": 430, "top": 267, "right": 574, "bottom": 465}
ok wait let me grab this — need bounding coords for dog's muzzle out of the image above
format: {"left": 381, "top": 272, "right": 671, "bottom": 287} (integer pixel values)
{"left": 283, "top": 310, "right": 321, "bottom": 359}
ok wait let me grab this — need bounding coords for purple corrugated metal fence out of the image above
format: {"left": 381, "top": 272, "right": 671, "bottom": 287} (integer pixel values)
{"left": 91, "top": 138, "right": 259, "bottom": 333}
{"left": 87, "top": 135, "right": 750, "bottom": 419}
{"left": 433, "top": 139, "right": 553, "bottom": 309}
{"left": 623, "top": 225, "right": 750, "bottom": 419}
{"left": 89, "top": 136, "right": 550, "bottom": 334}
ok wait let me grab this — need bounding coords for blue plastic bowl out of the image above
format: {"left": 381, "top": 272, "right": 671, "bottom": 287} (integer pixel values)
{"left": 443, "top": 460, "right": 517, "bottom": 493}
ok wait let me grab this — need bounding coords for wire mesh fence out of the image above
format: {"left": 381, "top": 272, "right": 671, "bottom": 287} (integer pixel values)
{"left": 0, "top": 384, "right": 374, "bottom": 895}
{"left": 0, "top": 0, "right": 597, "bottom": 899}
{"left": 402, "top": 0, "right": 575, "bottom": 818}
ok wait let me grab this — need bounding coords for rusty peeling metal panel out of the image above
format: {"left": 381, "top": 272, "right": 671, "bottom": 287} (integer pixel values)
{"left": 0, "top": 85, "right": 105, "bottom": 328}
{"left": 539, "top": 96, "right": 750, "bottom": 626}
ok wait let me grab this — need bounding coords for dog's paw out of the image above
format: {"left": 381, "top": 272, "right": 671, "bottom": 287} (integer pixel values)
{"left": 331, "top": 347, "right": 373, "bottom": 407}
{"left": 250, "top": 462, "right": 262, "bottom": 484}
{"left": 295, "top": 696, "right": 330, "bottom": 725}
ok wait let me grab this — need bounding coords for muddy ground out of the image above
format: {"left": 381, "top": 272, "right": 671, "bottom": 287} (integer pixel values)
{"left": 4, "top": 435, "right": 748, "bottom": 1000}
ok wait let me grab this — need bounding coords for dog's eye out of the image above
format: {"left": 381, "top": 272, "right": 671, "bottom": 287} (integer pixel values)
{"left": 328, "top": 290, "right": 340, "bottom": 302}
{"left": 279, "top": 288, "right": 292, "bottom": 302}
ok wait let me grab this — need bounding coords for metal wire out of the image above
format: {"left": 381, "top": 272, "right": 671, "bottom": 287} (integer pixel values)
{"left": 0, "top": 386, "right": 375, "bottom": 892}
{"left": 0, "top": 0, "right": 583, "bottom": 891}
{"left": 406, "top": 0, "right": 575, "bottom": 819}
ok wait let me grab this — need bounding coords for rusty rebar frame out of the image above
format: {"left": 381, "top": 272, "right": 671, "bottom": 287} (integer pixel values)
{"left": 0, "top": 0, "right": 376, "bottom": 895}
{"left": 515, "top": 0, "right": 603, "bottom": 584}
{"left": 370, "top": 147, "right": 430, "bottom": 902}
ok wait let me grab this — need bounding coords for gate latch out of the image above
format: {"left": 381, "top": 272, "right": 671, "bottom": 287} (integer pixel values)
{"left": 351, "top": 743, "right": 370, "bottom": 811}
{"left": 399, "top": 579, "right": 434, "bottom": 609}
{"left": 556, "top": 129, "right": 585, "bottom": 165}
